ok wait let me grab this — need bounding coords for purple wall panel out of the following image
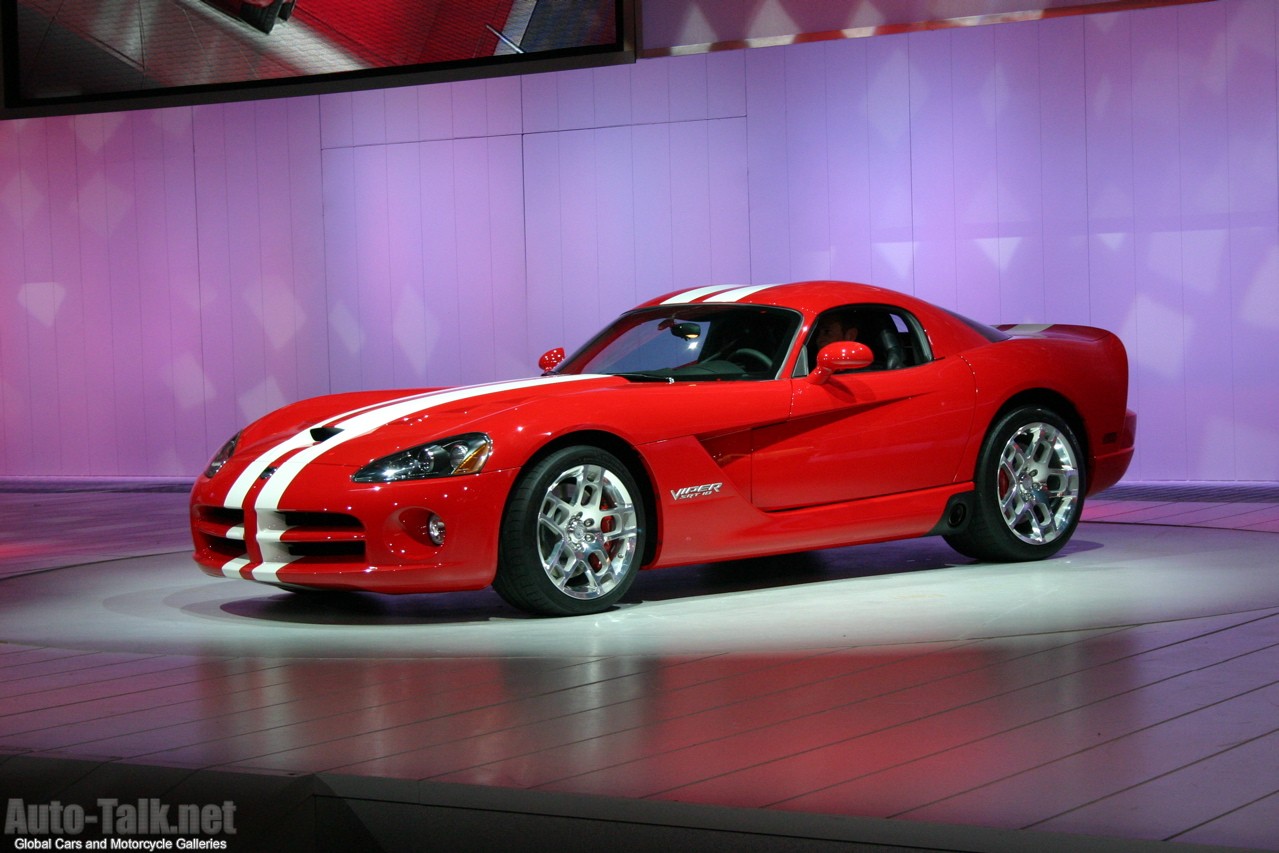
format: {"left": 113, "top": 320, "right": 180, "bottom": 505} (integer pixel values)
{"left": 1226, "top": 0, "right": 1279, "bottom": 479}
{"left": 453, "top": 139, "right": 500, "bottom": 385}
{"left": 417, "top": 84, "right": 456, "bottom": 141}
{"left": 76, "top": 116, "right": 123, "bottom": 475}
{"left": 385, "top": 142, "right": 428, "bottom": 387}
{"left": 553, "top": 70, "right": 597, "bottom": 131}
{"left": 384, "top": 86, "right": 421, "bottom": 144}
{"left": 45, "top": 117, "right": 91, "bottom": 475}
{"left": 417, "top": 141, "right": 464, "bottom": 386}
{"left": 158, "top": 107, "right": 210, "bottom": 472}
{"left": 352, "top": 145, "right": 396, "bottom": 389}
{"left": 285, "top": 99, "right": 330, "bottom": 404}
{"left": 320, "top": 146, "right": 362, "bottom": 394}
{"left": 1130, "top": 10, "right": 1189, "bottom": 481}
{"left": 993, "top": 23, "right": 1047, "bottom": 323}
{"left": 825, "top": 39, "right": 874, "bottom": 285}
{"left": 631, "top": 57, "right": 672, "bottom": 126}
{"left": 319, "top": 91, "right": 354, "bottom": 149}
{"left": 592, "top": 65, "right": 635, "bottom": 128}
{"left": 745, "top": 46, "right": 791, "bottom": 283}
{"left": 0, "top": 120, "right": 15, "bottom": 472}
{"left": 1037, "top": 19, "right": 1091, "bottom": 328}
{"left": 253, "top": 102, "right": 302, "bottom": 409}
{"left": 485, "top": 134, "right": 530, "bottom": 377}
{"left": 522, "top": 132, "right": 566, "bottom": 353}
{"left": 351, "top": 89, "right": 389, "bottom": 148}
{"left": 485, "top": 78, "right": 524, "bottom": 138}
{"left": 453, "top": 80, "right": 494, "bottom": 137}
{"left": 783, "top": 43, "right": 833, "bottom": 283}
{"left": 707, "top": 50, "right": 748, "bottom": 119}
{"left": 12, "top": 120, "right": 49, "bottom": 475}
{"left": 669, "top": 54, "right": 710, "bottom": 122}
{"left": 16, "top": 120, "right": 49, "bottom": 473}
{"left": 104, "top": 114, "right": 148, "bottom": 474}
{"left": 949, "top": 26, "right": 1002, "bottom": 323}
{"left": 706, "top": 118, "right": 752, "bottom": 284}
{"left": 221, "top": 103, "right": 273, "bottom": 428}
{"left": 669, "top": 121, "right": 715, "bottom": 286}
{"left": 519, "top": 73, "right": 560, "bottom": 135}
{"left": 865, "top": 36, "right": 914, "bottom": 292}
{"left": 132, "top": 111, "right": 181, "bottom": 474}
{"left": 2, "top": 0, "right": 1277, "bottom": 482}
{"left": 906, "top": 30, "right": 958, "bottom": 310}
{"left": 630, "top": 123, "right": 678, "bottom": 300}
{"left": 191, "top": 106, "right": 240, "bottom": 463}
{"left": 591, "top": 126, "right": 639, "bottom": 328}
{"left": 555, "top": 129, "right": 603, "bottom": 334}
{"left": 1177, "top": 2, "right": 1235, "bottom": 481}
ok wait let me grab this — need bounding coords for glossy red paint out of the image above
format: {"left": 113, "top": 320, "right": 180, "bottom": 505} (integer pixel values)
{"left": 191, "top": 281, "right": 1135, "bottom": 611}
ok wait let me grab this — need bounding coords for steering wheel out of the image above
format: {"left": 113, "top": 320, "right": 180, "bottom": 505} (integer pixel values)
{"left": 729, "top": 348, "right": 773, "bottom": 372}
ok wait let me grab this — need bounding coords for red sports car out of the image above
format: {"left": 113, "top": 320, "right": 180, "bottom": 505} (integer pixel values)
{"left": 191, "top": 281, "right": 1135, "bottom": 616}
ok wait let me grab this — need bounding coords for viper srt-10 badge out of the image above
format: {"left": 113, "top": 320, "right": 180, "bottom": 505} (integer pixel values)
{"left": 670, "top": 482, "right": 724, "bottom": 501}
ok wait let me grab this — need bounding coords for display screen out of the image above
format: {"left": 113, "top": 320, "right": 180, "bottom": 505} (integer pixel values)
{"left": 1, "top": 0, "right": 631, "bottom": 117}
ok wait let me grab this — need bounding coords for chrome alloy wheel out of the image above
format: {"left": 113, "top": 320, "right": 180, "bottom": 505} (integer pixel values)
{"left": 535, "top": 463, "right": 640, "bottom": 600}
{"left": 996, "top": 421, "right": 1081, "bottom": 546}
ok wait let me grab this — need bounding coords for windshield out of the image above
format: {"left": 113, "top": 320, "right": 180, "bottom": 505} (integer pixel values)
{"left": 560, "top": 305, "right": 802, "bottom": 381}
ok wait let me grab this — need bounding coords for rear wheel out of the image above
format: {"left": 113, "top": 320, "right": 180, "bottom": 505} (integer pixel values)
{"left": 495, "top": 446, "right": 645, "bottom": 616}
{"left": 945, "top": 406, "right": 1084, "bottom": 562}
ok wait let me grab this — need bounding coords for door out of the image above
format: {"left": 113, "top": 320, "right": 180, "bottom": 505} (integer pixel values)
{"left": 750, "top": 306, "right": 977, "bottom": 510}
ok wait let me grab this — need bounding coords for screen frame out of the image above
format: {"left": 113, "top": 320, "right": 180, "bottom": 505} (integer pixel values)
{"left": 0, "top": 0, "right": 635, "bottom": 119}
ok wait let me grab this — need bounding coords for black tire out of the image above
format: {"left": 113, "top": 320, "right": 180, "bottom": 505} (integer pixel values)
{"left": 494, "top": 446, "right": 645, "bottom": 616}
{"left": 945, "top": 406, "right": 1085, "bottom": 563}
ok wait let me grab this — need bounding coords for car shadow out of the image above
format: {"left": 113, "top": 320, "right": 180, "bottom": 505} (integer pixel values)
{"left": 213, "top": 535, "right": 1105, "bottom": 627}
{"left": 216, "top": 586, "right": 520, "bottom": 625}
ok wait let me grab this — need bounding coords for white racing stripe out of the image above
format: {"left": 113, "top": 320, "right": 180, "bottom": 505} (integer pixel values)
{"left": 222, "top": 386, "right": 464, "bottom": 509}
{"left": 225, "top": 430, "right": 321, "bottom": 510}
{"left": 218, "top": 374, "right": 603, "bottom": 578}
{"left": 220, "top": 556, "right": 251, "bottom": 578}
{"left": 661, "top": 284, "right": 740, "bottom": 304}
{"left": 661, "top": 283, "right": 779, "bottom": 305}
{"left": 253, "top": 375, "right": 598, "bottom": 510}
{"left": 249, "top": 562, "right": 292, "bottom": 583}
{"left": 705, "top": 284, "right": 776, "bottom": 302}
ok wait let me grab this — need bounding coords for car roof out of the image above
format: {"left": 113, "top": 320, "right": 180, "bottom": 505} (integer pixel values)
{"left": 638, "top": 280, "right": 926, "bottom": 316}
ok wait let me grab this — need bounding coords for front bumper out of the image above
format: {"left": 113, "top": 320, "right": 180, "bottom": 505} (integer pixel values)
{"left": 191, "top": 467, "right": 518, "bottom": 593}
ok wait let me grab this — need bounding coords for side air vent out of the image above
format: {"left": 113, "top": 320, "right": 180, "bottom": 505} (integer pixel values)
{"left": 310, "top": 426, "right": 343, "bottom": 442}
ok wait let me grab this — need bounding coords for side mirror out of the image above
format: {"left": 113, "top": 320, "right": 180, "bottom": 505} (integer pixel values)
{"left": 539, "top": 347, "right": 566, "bottom": 373}
{"left": 807, "top": 341, "right": 873, "bottom": 385}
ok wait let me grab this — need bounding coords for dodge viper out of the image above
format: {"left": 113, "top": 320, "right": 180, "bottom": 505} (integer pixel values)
{"left": 191, "top": 280, "right": 1135, "bottom": 616}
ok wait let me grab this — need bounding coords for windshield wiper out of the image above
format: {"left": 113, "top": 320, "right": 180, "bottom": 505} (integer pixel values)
{"left": 611, "top": 372, "right": 676, "bottom": 383}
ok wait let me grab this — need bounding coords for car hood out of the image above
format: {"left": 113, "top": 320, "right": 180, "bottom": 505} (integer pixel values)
{"left": 226, "top": 373, "right": 793, "bottom": 477}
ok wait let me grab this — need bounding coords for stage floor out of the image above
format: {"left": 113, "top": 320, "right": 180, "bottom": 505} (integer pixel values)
{"left": 1, "top": 482, "right": 1277, "bottom": 851}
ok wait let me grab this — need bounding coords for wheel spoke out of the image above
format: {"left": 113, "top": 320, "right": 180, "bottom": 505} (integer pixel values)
{"left": 575, "top": 465, "right": 605, "bottom": 511}
{"left": 543, "top": 492, "right": 574, "bottom": 522}
{"left": 1027, "top": 495, "right": 1051, "bottom": 541}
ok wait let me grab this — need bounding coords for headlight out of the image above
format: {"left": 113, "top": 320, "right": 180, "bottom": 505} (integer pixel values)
{"left": 352, "top": 433, "right": 492, "bottom": 483}
{"left": 204, "top": 432, "right": 241, "bottom": 478}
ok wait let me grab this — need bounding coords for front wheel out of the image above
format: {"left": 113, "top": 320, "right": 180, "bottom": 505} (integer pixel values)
{"left": 945, "top": 407, "right": 1085, "bottom": 563}
{"left": 495, "top": 446, "right": 645, "bottom": 616}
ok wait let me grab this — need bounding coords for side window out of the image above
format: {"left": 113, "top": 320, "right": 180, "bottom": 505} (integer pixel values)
{"left": 800, "top": 304, "right": 932, "bottom": 375}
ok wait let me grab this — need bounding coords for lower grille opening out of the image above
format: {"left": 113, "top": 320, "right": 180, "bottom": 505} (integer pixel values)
{"left": 204, "top": 537, "right": 247, "bottom": 561}
{"left": 286, "top": 541, "right": 365, "bottom": 559}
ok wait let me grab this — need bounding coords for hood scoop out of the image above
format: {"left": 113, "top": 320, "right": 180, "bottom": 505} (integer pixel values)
{"left": 310, "top": 426, "right": 344, "bottom": 443}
